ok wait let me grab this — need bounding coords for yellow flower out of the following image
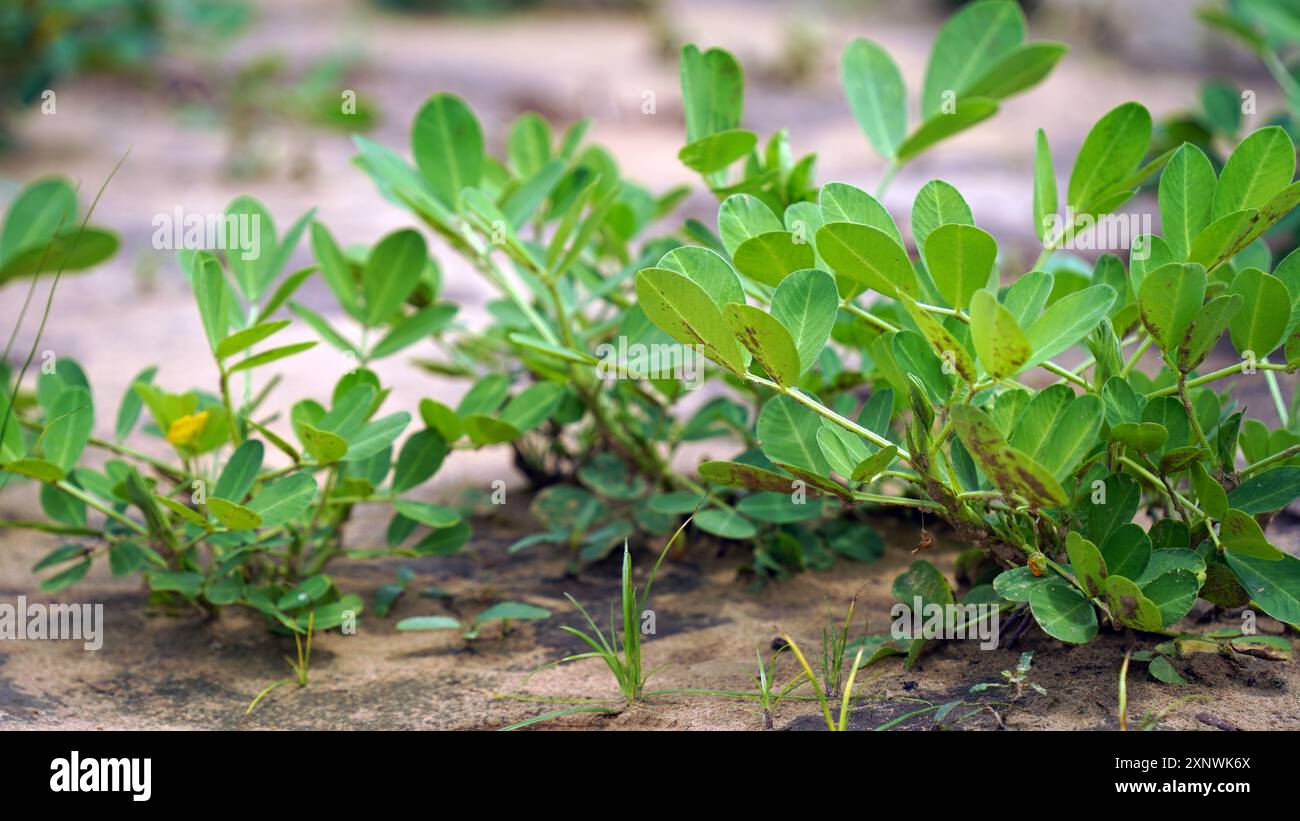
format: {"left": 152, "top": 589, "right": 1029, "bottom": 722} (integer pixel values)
{"left": 166, "top": 411, "right": 210, "bottom": 447}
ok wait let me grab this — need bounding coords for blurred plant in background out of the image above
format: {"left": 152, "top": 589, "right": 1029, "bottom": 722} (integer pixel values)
{"left": 0, "top": 0, "right": 250, "bottom": 148}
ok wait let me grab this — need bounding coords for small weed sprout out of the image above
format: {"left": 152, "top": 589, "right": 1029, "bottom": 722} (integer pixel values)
{"left": 245, "top": 610, "right": 315, "bottom": 717}
{"left": 970, "top": 651, "right": 1047, "bottom": 702}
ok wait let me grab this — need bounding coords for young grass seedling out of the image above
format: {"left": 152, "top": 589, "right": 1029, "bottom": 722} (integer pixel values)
{"left": 754, "top": 644, "right": 806, "bottom": 730}
{"left": 779, "top": 629, "right": 866, "bottom": 731}
{"left": 245, "top": 610, "right": 315, "bottom": 717}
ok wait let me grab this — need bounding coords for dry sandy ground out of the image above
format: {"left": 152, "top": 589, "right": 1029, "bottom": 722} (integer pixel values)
{"left": 1, "top": 484, "right": 1296, "bottom": 731}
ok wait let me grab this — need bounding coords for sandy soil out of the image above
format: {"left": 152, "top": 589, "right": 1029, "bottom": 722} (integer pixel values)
{"left": 1, "top": 1, "right": 1297, "bottom": 731}
{"left": 1, "top": 483, "right": 1295, "bottom": 731}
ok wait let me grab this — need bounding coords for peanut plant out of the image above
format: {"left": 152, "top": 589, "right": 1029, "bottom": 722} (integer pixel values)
{"left": 634, "top": 82, "right": 1300, "bottom": 645}
{"left": 0, "top": 196, "right": 466, "bottom": 634}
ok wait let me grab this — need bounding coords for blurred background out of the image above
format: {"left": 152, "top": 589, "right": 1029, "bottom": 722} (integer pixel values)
{"left": 0, "top": 0, "right": 1290, "bottom": 485}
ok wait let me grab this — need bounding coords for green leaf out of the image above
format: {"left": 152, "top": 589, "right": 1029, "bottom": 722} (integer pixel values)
{"left": 5, "top": 458, "right": 64, "bottom": 482}
{"left": 1224, "top": 552, "right": 1300, "bottom": 625}
{"left": 42, "top": 385, "right": 93, "bottom": 472}
{"left": 1219, "top": 508, "right": 1285, "bottom": 560}
{"left": 215, "top": 320, "right": 289, "bottom": 360}
{"left": 635, "top": 267, "right": 746, "bottom": 375}
{"left": 344, "top": 413, "right": 410, "bottom": 461}
{"left": 1141, "top": 570, "right": 1200, "bottom": 627}
{"left": 154, "top": 495, "right": 209, "bottom": 529}
{"left": 678, "top": 129, "right": 757, "bottom": 174}
{"left": 737, "top": 492, "right": 821, "bottom": 523}
{"left": 921, "top": 0, "right": 1025, "bottom": 119}
{"left": 992, "top": 566, "right": 1052, "bottom": 602}
{"left": 507, "top": 111, "right": 551, "bottom": 177}
{"left": 770, "top": 268, "right": 837, "bottom": 374}
{"left": 659, "top": 246, "right": 746, "bottom": 308}
{"left": 247, "top": 473, "right": 317, "bottom": 527}
{"left": 820, "top": 182, "right": 903, "bottom": 244}
{"left": 963, "top": 41, "right": 1067, "bottom": 100}
{"left": 731, "top": 230, "right": 814, "bottom": 287}
{"left": 319, "top": 384, "right": 377, "bottom": 439}
{"left": 1189, "top": 461, "right": 1228, "bottom": 520}
{"left": 411, "top": 93, "right": 483, "bottom": 209}
{"left": 299, "top": 423, "right": 348, "bottom": 464}
{"left": 0, "top": 177, "right": 75, "bottom": 269}
{"left": 1066, "top": 531, "right": 1107, "bottom": 598}
{"left": 1032, "top": 129, "right": 1057, "bottom": 243}
{"left": 841, "top": 37, "right": 907, "bottom": 161}
{"left": 397, "top": 616, "right": 462, "bottom": 632}
{"left": 1029, "top": 582, "right": 1099, "bottom": 644}
{"left": 393, "top": 499, "right": 460, "bottom": 529}
{"left": 1158, "top": 143, "right": 1216, "bottom": 260}
{"left": 694, "top": 508, "right": 757, "bottom": 540}
{"left": 41, "top": 559, "right": 91, "bottom": 593}
{"left": 1008, "top": 387, "right": 1103, "bottom": 481}
{"left": 499, "top": 382, "right": 564, "bottom": 434}
{"left": 816, "top": 223, "right": 918, "bottom": 299}
{"left": 392, "top": 429, "right": 448, "bottom": 493}
{"left": 289, "top": 302, "right": 360, "bottom": 355}
{"left": 1227, "top": 267, "right": 1291, "bottom": 357}
{"left": 364, "top": 229, "right": 427, "bottom": 326}
{"left": 897, "top": 97, "right": 1000, "bottom": 163}
{"left": 969, "top": 289, "right": 1030, "bottom": 378}
{"left": 214, "top": 440, "right": 263, "bottom": 502}
{"left": 757, "top": 395, "right": 831, "bottom": 475}
{"left": 1104, "top": 575, "right": 1164, "bottom": 631}
{"left": 41, "top": 484, "right": 85, "bottom": 527}
{"left": 1149, "top": 655, "right": 1187, "bottom": 685}
{"left": 476, "top": 602, "right": 551, "bottom": 625}
{"left": 717, "top": 194, "right": 783, "bottom": 258}
{"left": 1068, "top": 102, "right": 1152, "bottom": 213}
{"left": 698, "top": 460, "right": 796, "bottom": 493}
{"left": 1179, "top": 294, "right": 1243, "bottom": 372}
{"left": 950, "top": 404, "right": 1065, "bottom": 507}
{"left": 114, "top": 366, "right": 157, "bottom": 443}
{"left": 1100, "top": 524, "right": 1152, "bottom": 581}
{"left": 369, "top": 305, "right": 456, "bottom": 359}
{"left": 898, "top": 293, "right": 977, "bottom": 383}
{"left": 818, "top": 424, "right": 869, "bottom": 480}
{"left": 1138, "top": 262, "right": 1206, "bottom": 357}
{"left": 226, "top": 341, "right": 316, "bottom": 375}
{"left": 851, "top": 444, "right": 898, "bottom": 483}
{"left": 207, "top": 496, "right": 263, "bottom": 530}
{"left": 893, "top": 559, "right": 954, "bottom": 606}
{"left": 924, "top": 223, "right": 997, "bottom": 312}
{"left": 463, "top": 415, "right": 520, "bottom": 447}
{"left": 1227, "top": 466, "right": 1300, "bottom": 514}
{"left": 911, "top": 180, "right": 974, "bottom": 258}
{"left": 1024, "top": 284, "right": 1116, "bottom": 368}
{"left": 680, "top": 44, "right": 744, "bottom": 144}
{"left": 1212, "top": 126, "right": 1296, "bottom": 220}
{"left": 722, "top": 304, "right": 801, "bottom": 387}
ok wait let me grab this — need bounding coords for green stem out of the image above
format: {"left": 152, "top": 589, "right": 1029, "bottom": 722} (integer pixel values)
{"left": 1263, "top": 358, "right": 1290, "bottom": 427}
{"left": 1042, "top": 361, "right": 1090, "bottom": 390}
{"left": 1143, "top": 361, "right": 1287, "bottom": 398}
{"left": 841, "top": 300, "right": 898, "bottom": 333}
{"left": 744, "top": 372, "right": 910, "bottom": 462}
{"left": 1117, "top": 456, "right": 1204, "bottom": 520}
{"left": 219, "top": 371, "right": 243, "bottom": 446}
{"left": 851, "top": 492, "right": 945, "bottom": 512}
{"left": 1178, "top": 374, "right": 1213, "bottom": 452}
{"left": 1240, "top": 444, "right": 1300, "bottom": 478}
{"left": 55, "top": 480, "right": 148, "bottom": 535}
{"left": 1120, "top": 335, "right": 1153, "bottom": 377}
